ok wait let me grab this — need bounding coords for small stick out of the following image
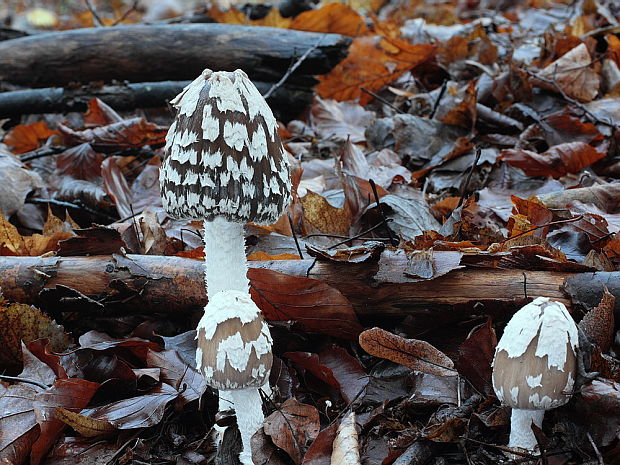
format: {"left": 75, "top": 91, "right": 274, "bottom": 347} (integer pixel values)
{"left": 263, "top": 37, "right": 323, "bottom": 99}
{"left": 29, "top": 198, "right": 117, "bottom": 223}
{"left": 111, "top": 0, "right": 139, "bottom": 26}
{"left": 369, "top": 179, "right": 397, "bottom": 246}
{"left": 430, "top": 79, "right": 448, "bottom": 119}
{"left": 326, "top": 218, "right": 393, "bottom": 250}
{"left": 287, "top": 213, "right": 304, "bottom": 259}
{"left": 84, "top": 0, "right": 104, "bottom": 27}
{"left": 360, "top": 87, "right": 403, "bottom": 114}
{"left": 0, "top": 374, "right": 49, "bottom": 390}
{"left": 457, "top": 146, "right": 482, "bottom": 209}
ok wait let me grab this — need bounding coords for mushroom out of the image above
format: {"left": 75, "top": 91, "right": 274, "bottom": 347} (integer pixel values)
{"left": 492, "top": 297, "right": 579, "bottom": 453}
{"left": 159, "top": 68, "right": 291, "bottom": 464}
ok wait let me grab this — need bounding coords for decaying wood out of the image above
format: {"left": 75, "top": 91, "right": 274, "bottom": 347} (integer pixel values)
{"left": 0, "top": 24, "right": 351, "bottom": 88}
{"left": 0, "top": 80, "right": 312, "bottom": 122}
{"left": 0, "top": 253, "right": 578, "bottom": 319}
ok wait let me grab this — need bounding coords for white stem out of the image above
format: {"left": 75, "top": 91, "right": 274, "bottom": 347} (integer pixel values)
{"left": 508, "top": 408, "right": 545, "bottom": 451}
{"left": 203, "top": 217, "right": 249, "bottom": 299}
{"left": 229, "top": 388, "right": 265, "bottom": 465}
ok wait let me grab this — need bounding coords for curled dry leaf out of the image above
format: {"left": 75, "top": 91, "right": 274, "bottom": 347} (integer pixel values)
{"left": 263, "top": 398, "right": 320, "bottom": 465}
{"left": 359, "top": 327, "right": 456, "bottom": 377}
{"left": 54, "top": 408, "right": 116, "bottom": 437}
{"left": 579, "top": 287, "right": 615, "bottom": 353}
{"left": 0, "top": 151, "right": 44, "bottom": 218}
{"left": 330, "top": 411, "right": 360, "bottom": 465}
{"left": 301, "top": 190, "right": 352, "bottom": 236}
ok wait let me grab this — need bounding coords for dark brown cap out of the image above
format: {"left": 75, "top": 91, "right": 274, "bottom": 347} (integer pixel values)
{"left": 160, "top": 69, "right": 291, "bottom": 224}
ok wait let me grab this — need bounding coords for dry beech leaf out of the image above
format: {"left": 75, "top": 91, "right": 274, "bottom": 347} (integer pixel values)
{"left": 301, "top": 423, "right": 338, "bottom": 465}
{"left": 263, "top": 398, "right": 320, "bottom": 465}
{"left": 56, "top": 143, "right": 104, "bottom": 181}
{"left": 317, "top": 36, "right": 435, "bottom": 105}
{"left": 305, "top": 242, "right": 385, "bottom": 263}
{"left": 537, "top": 43, "right": 600, "bottom": 102}
{"left": 0, "top": 299, "right": 73, "bottom": 370}
{"left": 4, "top": 121, "right": 59, "bottom": 154}
{"left": 309, "top": 98, "right": 375, "bottom": 143}
{"left": 84, "top": 98, "right": 123, "bottom": 127}
{"left": 0, "top": 151, "right": 44, "bottom": 219}
{"left": 500, "top": 142, "right": 606, "bottom": 178}
{"left": 456, "top": 319, "right": 497, "bottom": 395}
{"left": 330, "top": 411, "right": 361, "bottom": 465}
{"left": 290, "top": 3, "right": 368, "bottom": 36}
{"left": 55, "top": 408, "right": 115, "bottom": 437}
{"left": 247, "top": 251, "right": 301, "bottom": 261}
{"left": 359, "top": 327, "right": 455, "bottom": 377}
{"left": 301, "top": 190, "right": 352, "bottom": 236}
{"left": 207, "top": 5, "right": 291, "bottom": 28}
{"left": 248, "top": 268, "right": 363, "bottom": 340}
{"left": 579, "top": 287, "right": 615, "bottom": 353}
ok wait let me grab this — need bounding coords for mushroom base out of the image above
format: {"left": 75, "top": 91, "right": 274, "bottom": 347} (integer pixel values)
{"left": 508, "top": 408, "right": 545, "bottom": 452}
{"left": 229, "top": 387, "right": 265, "bottom": 465}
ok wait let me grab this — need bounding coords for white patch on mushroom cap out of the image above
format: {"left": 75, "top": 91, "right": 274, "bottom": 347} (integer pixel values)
{"left": 209, "top": 72, "right": 246, "bottom": 114}
{"left": 494, "top": 297, "right": 578, "bottom": 371}
{"left": 172, "top": 70, "right": 210, "bottom": 117}
{"left": 526, "top": 374, "right": 543, "bottom": 388}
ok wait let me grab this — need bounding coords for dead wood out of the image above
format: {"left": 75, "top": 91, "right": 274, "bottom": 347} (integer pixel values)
{"left": 0, "top": 24, "right": 351, "bottom": 88}
{"left": 0, "top": 254, "right": 578, "bottom": 319}
{"left": 0, "top": 80, "right": 312, "bottom": 122}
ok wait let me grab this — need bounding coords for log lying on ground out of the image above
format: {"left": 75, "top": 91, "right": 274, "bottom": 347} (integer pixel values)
{"left": 0, "top": 80, "right": 311, "bottom": 122}
{"left": 0, "top": 254, "right": 579, "bottom": 319}
{"left": 0, "top": 24, "right": 351, "bottom": 88}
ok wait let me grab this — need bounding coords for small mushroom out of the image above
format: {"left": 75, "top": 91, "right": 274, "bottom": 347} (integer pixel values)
{"left": 492, "top": 297, "right": 579, "bottom": 453}
{"left": 159, "top": 69, "right": 291, "bottom": 464}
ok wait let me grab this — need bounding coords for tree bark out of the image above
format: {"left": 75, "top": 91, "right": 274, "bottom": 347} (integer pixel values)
{"left": 0, "top": 81, "right": 312, "bottom": 122}
{"left": 0, "top": 24, "right": 351, "bottom": 88}
{"left": 0, "top": 253, "right": 578, "bottom": 318}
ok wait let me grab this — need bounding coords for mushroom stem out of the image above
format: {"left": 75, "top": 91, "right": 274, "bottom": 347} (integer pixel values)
{"left": 229, "top": 387, "right": 265, "bottom": 465}
{"left": 203, "top": 217, "right": 250, "bottom": 298}
{"left": 508, "top": 408, "right": 545, "bottom": 451}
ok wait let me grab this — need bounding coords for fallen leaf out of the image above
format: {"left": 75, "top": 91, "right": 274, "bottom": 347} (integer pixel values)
{"left": 0, "top": 151, "right": 44, "bottom": 218}
{"left": 309, "top": 98, "right": 375, "bottom": 143}
{"left": 290, "top": 3, "right": 368, "bottom": 36}
{"left": 247, "top": 251, "right": 301, "bottom": 261}
{"left": 359, "top": 327, "right": 456, "bottom": 377}
{"left": 500, "top": 142, "right": 606, "bottom": 178}
{"left": 404, "top": 249, "right": 463, "bottom": 281}
{"left": 537, "top": 43, "right": 600, "bottom": 102}
{"left": 56, "top": 143, "right": 104, "bottom": 181}
{"left": 301, "top": 190, "right": 352, "bottom": 236}
{"left": 263, "top": 398, "right": 320, "bottom": 464}
{"left": 579, "top": 288, "right": 615, "bottom": 353}
{"left": 331, "top": 411, "right": 360, "bottom": 465}
{"left": 301, "top": 423, "right": 338, "bottom": 465}
{"left": 84, "top": 98, "right": 123, "bottom": 127}
{"left": 4, "top": 121, "right": 59, "bottom": 154}
{"left": 456, "top": 319, "right": 497, "bottom": 395}
{"left": 249, "top": 268, "right": 363, "bottom": 340}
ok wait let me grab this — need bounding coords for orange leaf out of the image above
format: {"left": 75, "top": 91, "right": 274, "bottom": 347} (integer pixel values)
{"left": 500, "top": 142, "right": 606, "bottom": 178}
{"left": 247, "top": 251, "right": 300, "bottom": 261}
{"left": 289, "top": 3, "right": 368, "bottom": 36}
{"left": 4, "top": 121, "right": 59, "bottom": 154}
{"left": 359, "top": 327, "right": 455, "bottom": 377}
{"left": 207, "top": 5, "right": 291, "bottom": 28}
{"left": 317, "top": 36, "right": 435, "bottom": 104}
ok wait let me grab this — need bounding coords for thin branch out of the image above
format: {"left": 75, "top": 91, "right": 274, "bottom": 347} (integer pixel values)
{"left": 84, "top": 0, "right": 104, "bottom": 27}
{"left": 360, "top": 87, "right": 404, "bottom": 113}
{"left": 287, "top": 213, "right": 304, "bottom": 259}
{"left": 111, "top": 0, "right": 139, "bottom": 26}
{"left": 0, "top": 374, "right": 49, "bottom": 390}
{"left": 263, "top": 36, "right": 323, "bottom": 99}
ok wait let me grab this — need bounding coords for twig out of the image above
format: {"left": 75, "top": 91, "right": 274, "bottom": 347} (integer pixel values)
{"left": 369, "top": 179, "right": 397, "bottom": 246}
{"left": 20, "top": 146, "right": 67, "bottom": 163}
{"left": 587, "top": 432, "right": 604, "bottom": 465}
{"left": 430, "top": 79, "right": 448, "bottom": 119}
{"left": 28, "top": 198, "right": 117, "bottom": 223}
{"left": 522, "top": 272, "right": 528, "bottom": 300}
{"left": 0, "top": 374, "right": 49, "bottom": 390}
{"left": 360, "top": 87, "right": 404, "bottom": 113}
{"left": 499, "top": 214, "right": 584, "bottom": 244}
{"left": 326, "top": 218, "right": 393, "bottom": 250}
{"left": 84, "top": 0, "right": 104, "bottom": 27}
{"left": 111, "top": 0, "right": 139, "bottom": 26}
{"left": 457, "top": 146, "right": 482, "bottom": 209}
{"left": 288, "top": 213, "right": 304, "bottom": 259}
{"left": 263, "top": 36, "right": 323, "bottom": 99}
{"left": 304, "top": 233, "right": 392, "bottom": 242}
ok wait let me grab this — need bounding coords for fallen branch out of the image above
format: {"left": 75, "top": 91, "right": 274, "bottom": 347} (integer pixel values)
{"left": 0, "top": 80, "right": 312, "bottom": 122}
{"left": 0, "top": 24, "right": 351, "bottom": 88}
{"left": 0, "top": 254, "right": 580, "bottom": 319}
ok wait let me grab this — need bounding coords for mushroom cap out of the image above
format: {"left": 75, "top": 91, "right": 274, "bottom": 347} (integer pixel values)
{"left": 492, "top": 297, "right": 579, "bottom": 410}
{"left": 160, "top": 68, "right": 291, "bottom": 224}
{"left": 196, "top": 290, "right": 273, "bottom": 390}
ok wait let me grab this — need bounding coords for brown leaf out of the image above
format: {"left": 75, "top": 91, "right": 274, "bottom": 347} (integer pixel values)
{"left": 57, "top": 226, "right": 125, "bottom": 256}
{"left": 248, "top": 268, "right": 363, "bottom": 340}
{"left": 284, "top": 345, "right": 368, "bottom": 404}
{"left": 207, "top": 5, "right": 291, "bottom": 28}
{"left": 309, "top": 98, "right": 375, "bottom": 143}
{"left": 537, "top": 43, "right": 600, "bottom": 102}
{"left": 289, "top": 3, "right": 368, "bottom": 36}
{"left": 456, "top": 319, "right": 497, "bottom": 395}
{"left": 4, "top": 121, "right": 59, "bottom": 154}
{"left": 247, "top": 251, "right": 301, "bottom": 261}
{"left": 579, "top": 287, "right": 615, "bottom": 353}
{"left": 301, "top": 423, "right": 338, "bottom": 465}
{"left": 500, "top": 142, "right": 606, "bottom": 178}
{"left": 78, "top": 331, "right": 161, "bottom": 361}
{"left": 0, "top": 151, "right": 44, "bottom": 218}
{"left": 59, "top": 118, "right": 167, "bottom": 153}
{"left": 404, "top": 249, "right": 463, "bottom": 281}
{"left": 263, "top": 398, "right": 320, "bottom": 465}
{"left": 359, "top": 327, "right": 455, "bottom": 377}
{"left": 317, "top": 36, "right": 435, "bottom": 105}
{"left": 101, "top": 156, "right": 132, "bottom": 218}
{"left": 56, "top": 143, "right": 104, "bottom": 181}
{"left": 0, "top": 300, "right": 72, "bottom": 371}
{"left": 84, "top": 98, "right": 123, "bottom": 127}
{"left": 330, "top": 411, "right": 360, "bottom": 464}
{"left": 300, "top": 190, "right": 352, "bottom": 236}
{"left": 305, "top": 242, "right": 385, "bottom": 264}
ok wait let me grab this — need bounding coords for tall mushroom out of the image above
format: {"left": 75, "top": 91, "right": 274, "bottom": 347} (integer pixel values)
{"left": 492, "top": 297, "right": 579, "bottom": 453}
{"left": 159, "top": 69, "right": 291, "bottom": 464}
